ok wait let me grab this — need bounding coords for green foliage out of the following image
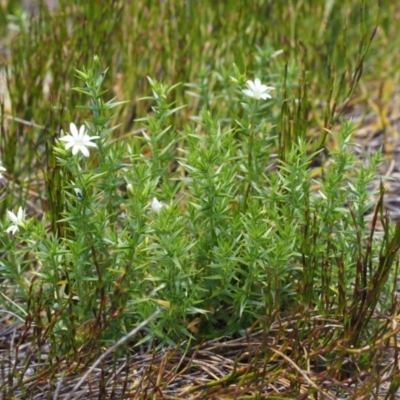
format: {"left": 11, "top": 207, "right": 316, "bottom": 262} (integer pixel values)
{"left": 1, "top": 1, "right": 399, "bottom": 397}
{"left": 0, "top": 57, "right": 396, "bottom": 353}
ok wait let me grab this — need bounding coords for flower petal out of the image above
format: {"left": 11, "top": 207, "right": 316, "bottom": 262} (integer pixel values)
{"left": 64, "top": 141, "right": 74, "bottom": 150}
{"left": 242, "top": 89, "right": 253, "bottom": 98}
{"left": 70, "top": 123, "right": 78, "bottom": 137}
{"left": 151, "top": 197, "right": 164, "bottom": 213}
{"left": 6, "top": 210, "right": 18, "bottom": 223}
{"left": 80, "top": 146, "right": 90, "bottom": 157}
{"left": 72, "top": 145, "right": 80, "bottom": 155}
{"left": 6, "top": 225, "right": 18, "bottom": 235}
{"left": 16, "top": 207, "right": 24, "bottom": 221}
{"left": 83, "top": 141, "right": 98, "bottom": 149}
{"left": 59, "top": 135, "right": 72, "bottom": 143}
{"left": 78, "top": 124, "right": 86, "bottom": 138}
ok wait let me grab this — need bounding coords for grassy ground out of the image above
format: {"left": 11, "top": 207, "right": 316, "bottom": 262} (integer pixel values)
{"left": 1, "top": 0, "right": 400, "bottom": 398}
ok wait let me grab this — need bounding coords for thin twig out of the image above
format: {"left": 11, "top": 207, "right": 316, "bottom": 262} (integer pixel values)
{"left": 63, "top": 308, "right": 163, "bottom": 400}
{"left": 270, "top": 347, "right": 337, "bottom": 400}
{"left": 4, "top": 114, "right": 46, "bottom": 130}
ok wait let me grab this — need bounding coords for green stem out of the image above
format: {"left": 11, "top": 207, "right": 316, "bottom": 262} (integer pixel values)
{"left": 243, "top": 102, "right": 258, "bottom": 209}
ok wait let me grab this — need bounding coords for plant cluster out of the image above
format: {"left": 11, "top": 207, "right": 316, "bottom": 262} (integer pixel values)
{"left": 0, "top": 56, "right": 397, "bottom": 354}
{"left": 1, "top": 1, "right": 400, "bottom": 398}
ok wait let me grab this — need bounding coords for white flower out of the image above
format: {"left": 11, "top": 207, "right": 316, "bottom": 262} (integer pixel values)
{"left": 59, "top": 123, "right": 100, "bottom": 157}
{"left": 151, "top": 197, "right": 164, "bottom": 213}
{"left": 0, "top": 166, "right": 5, "bottom": 179}
{"left": 5, "top": 207, "right": 26, "bottom": 235}
{"left": 74, "top": 188, "right": 84, "bottom": 200}
{"left": 242, "top": 78, "right": 274, "bottom": 100}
